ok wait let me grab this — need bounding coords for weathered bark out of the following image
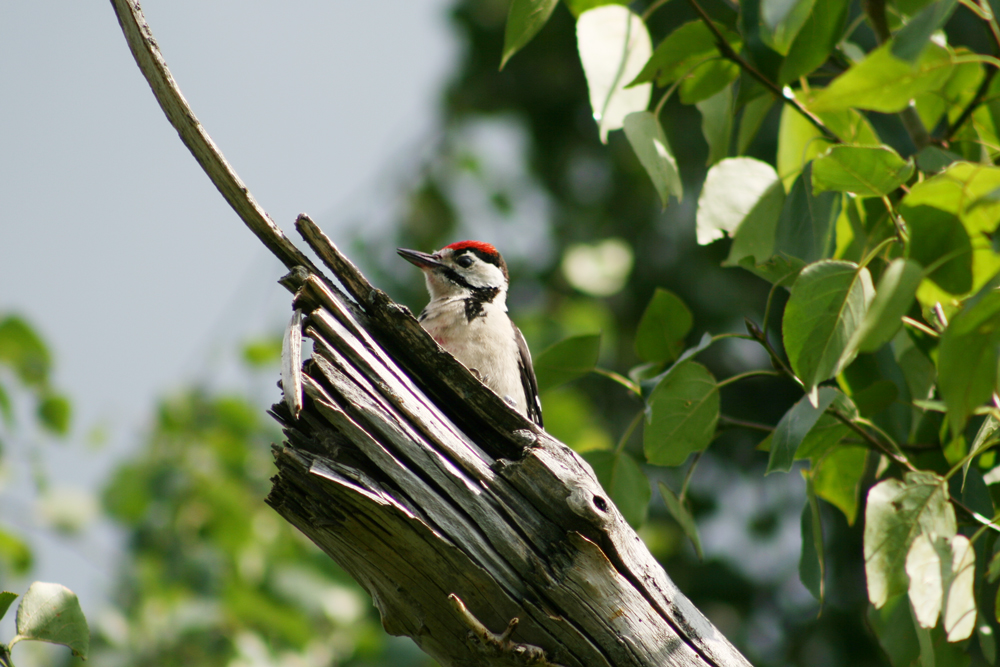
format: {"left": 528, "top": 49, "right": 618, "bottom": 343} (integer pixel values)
{"left": 108, "top": 2, "right": 753, "bottom": 665}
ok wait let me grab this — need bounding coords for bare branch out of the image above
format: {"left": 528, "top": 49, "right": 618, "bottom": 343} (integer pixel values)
{"left": 108, "top": 0, "right": 319, "bottom": 273}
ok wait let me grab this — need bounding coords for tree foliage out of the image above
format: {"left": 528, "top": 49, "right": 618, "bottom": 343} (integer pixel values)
{"left": 480, "top": 0, "right": 1000, "bottom": 664}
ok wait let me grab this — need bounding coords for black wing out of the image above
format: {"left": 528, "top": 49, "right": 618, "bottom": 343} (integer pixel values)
{"left": 513, "top": 321, "right": 543, "bottom": 427}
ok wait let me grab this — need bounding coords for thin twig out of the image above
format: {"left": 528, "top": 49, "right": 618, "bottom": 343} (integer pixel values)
{"left": 108, "top": 0, "right": 322, "bottom": 277}
{"left": 717, "top": 415, "right": 775, "bottom": 433}
{"left": 679, "top": 451, "right": 702, "bottom": 501}
{"left": 616, "top": 410, "right": 645, "bottom": 454}
{"left": 716, "top": 369, "right": 783, "bottom": 388}
{"left": 685, "top": 0, "right": 839, "bottom": 142}
{"left": 829, "top": 408, "right": 915, "bottom": 471}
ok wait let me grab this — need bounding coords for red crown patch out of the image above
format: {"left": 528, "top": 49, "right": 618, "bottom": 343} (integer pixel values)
{"left": 444, "top": 240, "right": 499, "bottom": 257}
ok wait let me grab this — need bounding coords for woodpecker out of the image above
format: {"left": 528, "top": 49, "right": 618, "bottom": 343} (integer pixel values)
{"left": 397, "top": 241, "right": 543, "bottom": 427}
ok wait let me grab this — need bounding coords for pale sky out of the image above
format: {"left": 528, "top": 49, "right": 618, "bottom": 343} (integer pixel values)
{"left": 0, "top": 0, "right": 455, "bottom": 633}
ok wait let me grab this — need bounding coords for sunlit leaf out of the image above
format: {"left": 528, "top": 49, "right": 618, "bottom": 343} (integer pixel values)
{"left": 696, "top": 157, "right": 780, "bottom": 246}
{"left": 533, "top": 333, "right": 602, "bottom": 393}
{"left": 583, "top": 450, "right": 650, "bottom": 528}
{"left": 864, "top": 472, "right": 956, "bottom": 608}
{"left": 623, "top": 111, "right": 683, "bottom": 208}
{"left": 809, "top": 42, "right": 955, "bottom": 113}
{"left": 942, "top": 534, "right": 976, "bottom": 642}
{"left": 906, "top": 533, "right": 943, "bottom": 628}
{"left": 13, "top": 581, "right": 89, "bottom": 659}
{"left": 783, "top": 260, "right": 873, "bottom": 396}
{"left": 577, "top": 5, "right": 652, "bottom": 142}
{"left": 644, "top": 360, "right": 719, "bottom": 466}
{"left": 811, "top": 145, "right": 914, "bottom": 198}
{"left": 502, "top": 0, "right": 560, "bottom": 69}
{"left": 657, "top": 481, "right": 703, "bottom": 559}
{"left": 634, "top": 288, "right": 692, "bottom": 364}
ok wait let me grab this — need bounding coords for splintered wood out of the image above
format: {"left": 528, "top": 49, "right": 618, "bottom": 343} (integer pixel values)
{"left": 267, "top": 216, "right": 750, "bottom": 667}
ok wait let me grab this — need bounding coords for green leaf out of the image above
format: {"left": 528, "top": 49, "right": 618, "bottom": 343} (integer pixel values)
{"left": 657, "top": 481, "right": 703, "bottom": 559}
{"left": 242, "top": 337, "right": 282, "bottom": 367}
{"left": 800, "top": 481, "right": 825, "bottom": 602}
{"left": 811, "top": 145, "right": 914, "bottom": 198}
{"left": 864, "top": 472, "right": 956, "bottom": 608}
{"left": 777, "top": 0, "right": 849, "bottom": 83}
{"left": 37, "top": 393, "right": 71, "bottom": 436}
{"left": 0, "top": 316, "right": 51, "bottom": 388}
{"left": 534, "top": 333, "right": 602, "bottom": 392}
{"left": 782, "top": 260, "right": 874, "bottom": 395}
{"left": 903, "top": 204, "right": 973, "bottom": 295}
{"left": 940, "top": 535, "right": 975, "bottom": 642}
{"left": 868, "top": 594, "right": 921, "bottom": 667}
{"left": 809, "top": 42, "right": 955, "bottom": 113}
{"left": 622, "top": 111, "right": 683, "bottom": 208}
{"left": 850, "top": 259, "right": 924, "bottom": 355}
{"left": 582, "top": 450, "right": 650, "bottom": 528}
{"left": 0, "top": 529, "right": 33, "bottom": 575}
{"left": 696, "top": 157, "right": 780, "bottom": 246}
{"left": 767, "top": 387, "right": 840, "bottom": 474}
{"left": 723, "top": 180, "right": 787, "bottom": 266}
{"left": 577, "top": 5, "right": 652, "bottom": 142}
{"left": 502, "top": 0, "right": 560, "bottom": 69}
{"left": 892, "top": 0, "right": 958, "bottom": 63}
{"left": 679, "top": 60, "right": 740, "bottom": 105}
{"left": 0, "top": 592, "right": 17, "bottom": 622}
{"left": 938, "top": 291, "right": 1000, "bottom": 435}
{"left": 629, "top": 21, "right": 742, "bottom": 88}
{"left": 563, "top": 0, "right": 627, "bottom": 18}
{"left": 964, "top": 413, "right": 1000, "bottom": 484}
{"left": 774, "top": 164, "right": 841, "bottom": 264}
{"left": 643, "top": 360, "right": 719, "bottom": 466}
{"left": 696, "top": 85, "right": 733, "bottom": 166}
{"left": 916, "top": 145, "right": 962, "bottom": 173}
{"left": 0, "top": 382, "right": 12, "bottom": 427}
{"left": 634, "top": 288, "right": 692, "bottom": 364}
{"left": 812, "top": 445, "right": 867, "bottom": 525}
{"left": 736, "top": 94, "right": 775, "bottom": 156}
{"left": 760, "top": 0, "right": 816, "bottom": 55}
{"left": 13, "top": 581, "right": 90, "bottom": 659}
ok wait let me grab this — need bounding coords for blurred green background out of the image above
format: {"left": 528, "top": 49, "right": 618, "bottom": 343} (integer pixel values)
{"left": 4, "top": 0, "right": 970, "bottom": 665}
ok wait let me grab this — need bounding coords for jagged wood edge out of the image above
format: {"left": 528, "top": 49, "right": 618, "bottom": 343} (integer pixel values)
{"left": 108, "top": 2, "right": 752, "bottom": 665}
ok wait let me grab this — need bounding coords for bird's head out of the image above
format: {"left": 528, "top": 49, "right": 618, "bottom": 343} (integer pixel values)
{"left": 398, "top": 241, "right": 509, "bottom": 301}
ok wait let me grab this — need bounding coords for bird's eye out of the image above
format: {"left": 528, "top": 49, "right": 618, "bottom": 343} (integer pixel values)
{"left": 456, "top": 255, "right": 474, "bottom": 268}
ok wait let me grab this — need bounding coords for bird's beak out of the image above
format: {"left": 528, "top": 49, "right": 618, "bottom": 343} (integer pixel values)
{"left": 397, "top": 248, "right": 444, "bottom": 270}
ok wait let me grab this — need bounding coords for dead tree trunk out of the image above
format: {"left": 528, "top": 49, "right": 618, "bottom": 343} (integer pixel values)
{"left": 109, "top": 2, "right": 754, "bottom": 665}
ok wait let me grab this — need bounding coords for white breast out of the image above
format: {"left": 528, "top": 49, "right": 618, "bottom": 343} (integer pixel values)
{"left": 419, "top": 297, "right": 527, "bottom": 416}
